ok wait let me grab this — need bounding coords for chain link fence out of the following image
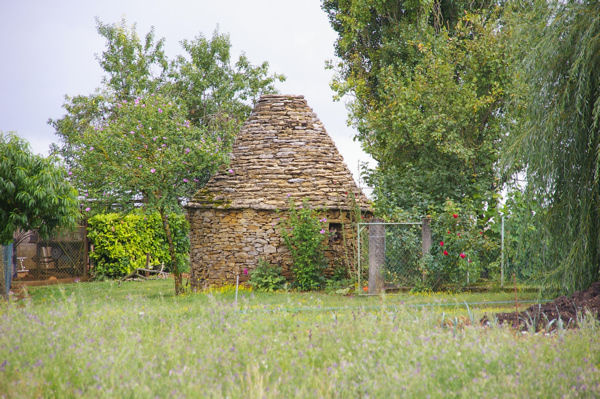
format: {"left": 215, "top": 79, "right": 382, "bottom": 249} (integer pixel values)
{"left": 12, "top": 227, "right": 88, "bottom": 283}
{"left": 358, "top": 221, "right": 424, "bottom": 293}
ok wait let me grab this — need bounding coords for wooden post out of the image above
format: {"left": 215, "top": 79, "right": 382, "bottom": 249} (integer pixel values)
{"left": 368, "top": 220, "right": 385, "bottom": 294}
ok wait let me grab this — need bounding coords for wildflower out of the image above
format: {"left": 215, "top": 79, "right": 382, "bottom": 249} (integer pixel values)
{"left": 85, "top": 207, "right": 91, "bottom": 212}
{"left": 363, "top": 286, "right": 368, "bottom": 292}
{"left": 319, "top": 229, "right": 326, "bottom": 234}
{"left": 228, "top": 169, "right": 234, "bottom": 174}
{"left": 183, "top": 178, "right": 189, "bottom": 183}
{"left": 134, "top": 98, "right": 139, "bottom": 105}
{"left": 457, "top": 233, "right": 461, "bottom": 237}
{"left": 150, "top": 168, "right": 156, "bottom": 173}
{"left": 130, "top": 131, "right": 135, "bottom": 135}
{"left": 89, "top": 146, "right": 94, "bottom": 151}
{"left": 243, "top": 268, "right": 248, "bottom": 276}
{"left": 184, "top": 148, "right": 191, "bottom": 154}
{"left": 286, "top": 193, "right": 291, "bottom": 198}
{"left": 68, "top": 171, "right": 72, "bottom": 176}
{"left": 460, "top": 253, "right": 466, "bottom": 259}
{"left": 439, "top": 241, "right": 444, "bottom": 247}
{"left": 453, "top": 214, "right": 458, "bottom": 218}
{"left": 320, "top": 218, "right": 327, "bottom": 223}
{"left": 443, "top": 250, "right": 449, "bottom": 256}
{"left": 158, "top": 108, "right": 163, "bottom": 113}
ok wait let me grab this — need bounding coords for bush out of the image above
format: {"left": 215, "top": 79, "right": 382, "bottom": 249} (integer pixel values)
{"left": 248, "top": 258, "right": 287, "bottom": 292}
{"left": 279, "top": 199, "right": 329, "bottom": 290}
{"left": 87, "top": 212, "right": 189, "bottom": 278}
{"left": 424, "top": 200, "right": 498, "bottom": 290}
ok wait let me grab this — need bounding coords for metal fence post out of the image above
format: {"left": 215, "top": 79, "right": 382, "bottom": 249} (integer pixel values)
{"left": 421, "top": 217, "right": 432, "bottom": 283}
{"left": 421, "top": 217, "right": 432, "bottom": 255}
{"left": 368, "top": 219, "right": 385, "bottom": 294}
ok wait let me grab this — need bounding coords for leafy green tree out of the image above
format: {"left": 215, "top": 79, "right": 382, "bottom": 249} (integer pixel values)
{"left": 323, "top": 1, "right": 509, "bottom": 215}
{"left": 48, "top": 19, "right": 283, "bottom": 294}
{"left": 507, "top": 0, "right": 600, "bottom": 293}
{"left": 50, "top": 19, "right": 283, "bottom": 195}
{"left": 0, "top": 132, "right": 79, "bottom": 244}
{"left": 72, "top": 95, "right": 222, "bottom": 294}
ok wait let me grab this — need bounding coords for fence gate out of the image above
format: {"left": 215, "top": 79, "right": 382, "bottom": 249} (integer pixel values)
{"left": 358, "top": 219, "right": 431, "bottom": 294}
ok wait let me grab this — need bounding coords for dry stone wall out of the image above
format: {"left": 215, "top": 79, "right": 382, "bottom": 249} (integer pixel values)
{"left": 188, "top": 207, "right": 361, "bottom": 287}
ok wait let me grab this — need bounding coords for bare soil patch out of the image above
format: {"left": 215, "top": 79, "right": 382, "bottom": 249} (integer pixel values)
{"left": 482, "top": 282, "right": 600, "bottom": 331}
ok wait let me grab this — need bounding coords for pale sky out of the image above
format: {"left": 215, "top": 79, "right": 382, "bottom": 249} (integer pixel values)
{"left": 0, "top": 0, "right": 375, "bottom": 189}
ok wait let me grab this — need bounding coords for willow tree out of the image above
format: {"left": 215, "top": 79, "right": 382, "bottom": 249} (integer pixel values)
{"left": 508, "top": 0, "right": 600, "bottom": 293}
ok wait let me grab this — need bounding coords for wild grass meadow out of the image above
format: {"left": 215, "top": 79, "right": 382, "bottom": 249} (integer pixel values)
{"left": 1, "top": 280, "right": 599, "bottom": 398}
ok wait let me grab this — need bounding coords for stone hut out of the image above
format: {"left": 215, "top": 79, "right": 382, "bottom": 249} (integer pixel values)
{"left": 186, "top": 94, "right": 371, "bottom": 287}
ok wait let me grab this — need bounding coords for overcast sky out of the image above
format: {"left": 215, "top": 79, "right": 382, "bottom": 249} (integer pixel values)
{"left": 0, "top": 0, "right": 375, "bottom": 188}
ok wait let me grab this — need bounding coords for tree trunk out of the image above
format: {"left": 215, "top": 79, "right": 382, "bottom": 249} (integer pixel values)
{"left": 160, "top": 209, "right": 183, "bottom": 295}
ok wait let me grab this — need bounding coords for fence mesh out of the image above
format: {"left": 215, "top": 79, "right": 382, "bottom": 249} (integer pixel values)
{"left": 13, "top": 227, "right": 87, "bottom": 282}
{"left": 358, "top": 222, "right": 423, "bottom": 291}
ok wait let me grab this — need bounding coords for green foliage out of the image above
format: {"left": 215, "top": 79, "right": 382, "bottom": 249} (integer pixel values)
{"left": 248, "top": 258, "right": 286, "bottom": 292}
{"left": 499, "top": 188, "right": 553, "bottom": 283}
{"left": 67, "top": 94, "right": 223, "bottom": 214}
{"left": 87, "top": 212, "right": 189, "bottom": 278}
{"left": 425, "top": 200, "right": 498, "bottom": 290}
{"left": 0, "top": 132, "right": 79, "bottom": 244}
{"left": 324, "top": 1, "right": 509, "bottom": 215}
{"left": 50, "top": 19, "right": 284, "bottom": 192}
{"left": 279, "top": 199, "right": 329, "bottom": 290}
{"left": 507, "top": 0, "right": 600, "bottom": 293}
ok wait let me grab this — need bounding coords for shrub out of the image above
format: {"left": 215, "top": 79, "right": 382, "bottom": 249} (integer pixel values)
{"left": 87, "top": 212, "right": 189, "bottom": 278}
{"left": 279, "top": 199, "right": 329, "bottom": 290}
{"left": 248, "top": 258, "right": 287, "bottom": 292}
{"left": 424, "top": 200, "right": 497, "bottom": 290}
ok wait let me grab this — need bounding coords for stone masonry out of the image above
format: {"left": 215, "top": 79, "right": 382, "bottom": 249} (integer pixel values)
{"left": 186, "top": 94, "right": 371, "bottom": 288}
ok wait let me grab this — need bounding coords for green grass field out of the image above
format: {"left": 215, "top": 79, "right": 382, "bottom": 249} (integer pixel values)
{"left": 1, "top": 280, "right": 599, "bottom": 398}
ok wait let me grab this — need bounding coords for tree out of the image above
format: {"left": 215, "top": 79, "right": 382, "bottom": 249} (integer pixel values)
{"left": 507, "top": 0, "right": 600, "bottom": 293}
{"left": 322, "top": 1, "right": 509, "bottom": 215}
{"left": 0, "top": 132, "right": 79, "bottom": 243}
{"left": 50, "top": 20, "right": 284, "bottom": 176}
{"left": 71, "top": 95, "right": 223, "bottom": 294}
{"left": 48, "top": 20, "right": 284, "bottom": 294}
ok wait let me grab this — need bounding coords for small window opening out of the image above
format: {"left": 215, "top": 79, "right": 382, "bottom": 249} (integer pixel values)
{"left": 329, "top": 223, "right": 342, "bottom": 243}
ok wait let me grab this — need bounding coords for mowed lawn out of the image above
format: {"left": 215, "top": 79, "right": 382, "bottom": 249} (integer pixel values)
{"left": 1, "top": 280, "right": 599, "bottom": 398}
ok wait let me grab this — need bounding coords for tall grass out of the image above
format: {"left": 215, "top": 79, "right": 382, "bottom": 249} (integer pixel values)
{"left": 0, "top": 281, "right": 598, "bottom": 398}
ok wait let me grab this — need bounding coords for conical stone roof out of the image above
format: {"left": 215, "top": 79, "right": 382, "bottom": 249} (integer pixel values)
{"left": 187, "top": 94, "right": 371, "bottom": 211}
